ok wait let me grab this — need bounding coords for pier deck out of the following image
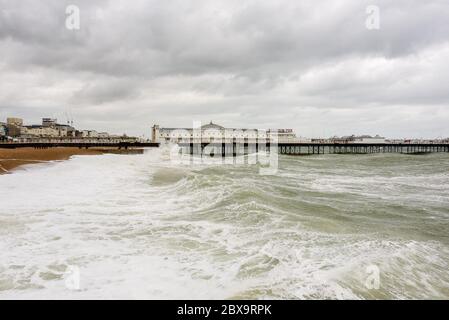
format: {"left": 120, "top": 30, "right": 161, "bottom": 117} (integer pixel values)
{"left": 275, "top": 143, "right": 449, "bottom": 155}
{"left": 0, "top": 142, "right": 160, "bottom": 149}
{"left": 2, "top": 141, "right": 448, "bottom": 155}
{"left": 177, "top": 142, "right": 449, "bottom": 156}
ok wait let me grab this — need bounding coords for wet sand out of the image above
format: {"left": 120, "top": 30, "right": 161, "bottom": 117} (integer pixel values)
{"left": 0, "top": 147, "right": 142, "bottom": 174}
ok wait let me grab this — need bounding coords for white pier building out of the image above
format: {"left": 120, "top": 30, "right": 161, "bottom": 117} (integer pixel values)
{"left": 151, "top": 122, "right": 297, "bottom": 144}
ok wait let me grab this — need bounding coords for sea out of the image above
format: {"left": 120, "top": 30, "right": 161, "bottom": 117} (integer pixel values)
{"left": 1, "top": 146, "right": 448, "bottom": 299}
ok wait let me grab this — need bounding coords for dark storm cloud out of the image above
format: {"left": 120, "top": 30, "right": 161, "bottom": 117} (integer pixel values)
{"left": 0, "top": 0, "right": 449, "bottom": 137}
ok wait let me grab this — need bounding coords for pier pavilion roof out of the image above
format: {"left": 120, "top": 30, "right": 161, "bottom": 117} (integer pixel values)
{"left": 200, "top": 121, "right": 225, "bottom": 130}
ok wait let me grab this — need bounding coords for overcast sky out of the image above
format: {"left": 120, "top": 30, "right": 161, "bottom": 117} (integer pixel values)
{"left": 1, "top": 0, "right": 448, "bottom": 138}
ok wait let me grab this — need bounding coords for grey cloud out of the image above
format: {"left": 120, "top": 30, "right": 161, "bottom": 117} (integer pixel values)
{"left": 71, "top": 78, "right": 142, "bottom": 105}
{"left": 0, "top": 0, "right": 449, "bottom": 138}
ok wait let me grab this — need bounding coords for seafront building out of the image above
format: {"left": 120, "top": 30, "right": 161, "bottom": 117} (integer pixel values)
{"left": 330, "top": 135, "right": 386, "bottom": 144}
{"left": 0, "top": 122, "right": 7, "bottom": 140}
{"left": 6, "top": 118, "right": 23, "bottom": 127}
{"left": 0, "top": 117, "right": 138, "bottom": 143}
{"left": 16, "top": 118, "right": 76, "bottom": 138}
{"left": 42, "top": 118, "right": 57, "bottom": 127}
{"left": 6, "top": 118, "right": 22, "bottom": 137}
{"left": 151, "top": 122, "right": 298, "bottom": 144}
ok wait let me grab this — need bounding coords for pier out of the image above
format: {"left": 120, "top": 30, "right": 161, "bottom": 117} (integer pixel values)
{"left": 2, "top": 141, "right": 448, "bottom": 155}
{"left": 0, "top": 142, "right": 159, "bottom": 149}
{"left": 177, "top": 142, "right": 449, "bottom": 156}
{"left": 275, "top": 143, "right": 449, "bottom": 155}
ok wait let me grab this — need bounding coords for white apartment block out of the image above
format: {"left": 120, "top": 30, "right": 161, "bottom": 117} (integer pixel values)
{"left": 81, "top": 130, "right": 100, "bottom": 138}
{"left": 21, "top": 126, "right": 60, "bottom": 137}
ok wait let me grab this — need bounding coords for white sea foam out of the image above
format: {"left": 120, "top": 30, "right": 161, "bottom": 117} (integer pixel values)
{"left": 0, "top": 149, "right": 448, "bottom": 299}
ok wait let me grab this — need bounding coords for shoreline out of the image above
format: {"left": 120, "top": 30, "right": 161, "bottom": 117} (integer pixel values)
{"left": 0, "top": 147, "right": 143, "bottom": 174}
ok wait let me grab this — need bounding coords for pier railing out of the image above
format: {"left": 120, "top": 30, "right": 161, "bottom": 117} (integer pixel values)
{"left": 275, "top": 143, "right": 449, "bottom": 155}
{"left": 0, "top": 141, "right": 159, "bottom": 149}
{"left": 177, "top": 142, "right": 449, "bottom": 156}
{"left": 2, "top": 140, "right": 448, "bottom": 154}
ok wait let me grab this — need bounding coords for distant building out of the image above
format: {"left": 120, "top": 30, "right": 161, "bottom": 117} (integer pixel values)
{"left": 1, "top": 116, "right": 133, "bottom": 142}
{"left": 331, "top": 135, "right": 386, "bottom": 144}
{"left": 42, "top": 118, "right": 57, "bottom": 127}
{"left": 0, "top": 122, "right": 7, "bottom": 138}
{"left": 21, "top": 125, "right": 60, "bottom": 137}
{"left": 274, "top": 129, "right": 298, "bottom": 142}
{"left": 152, "top": 122, "right": 298, "bottom": 143}
{"left": 39, "top": 118, "right": 76, "bottom": 137}
{"left": 352, "top": 135, "right": 386, "bottom": 144}
{"left": 55, "top": 124, "right": 76, "bottom": 137}
{"left": 80, "top": 130, "right": 100, "bottom": 138}
{"left": 7, "top": 117, "right": 23, "bottom": 127}
{"left": 88, "top": 130, "right": 99, "bottom": 138}
{"left": 5, "top": 118, "right": 23, "bottom": 137}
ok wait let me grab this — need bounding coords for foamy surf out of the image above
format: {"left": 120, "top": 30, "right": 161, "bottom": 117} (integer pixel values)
{"left": 0, "top": 148, "right": 448, "bottom": 299}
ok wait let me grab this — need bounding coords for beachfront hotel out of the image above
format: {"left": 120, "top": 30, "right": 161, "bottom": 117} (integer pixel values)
{"left": 151, "top": 122, "right": 298, "bottom": 144}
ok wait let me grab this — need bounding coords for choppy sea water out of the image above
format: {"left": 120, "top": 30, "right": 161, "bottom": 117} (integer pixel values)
{"left": 0, "top": 147, "right": 448, "bottom": 299}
